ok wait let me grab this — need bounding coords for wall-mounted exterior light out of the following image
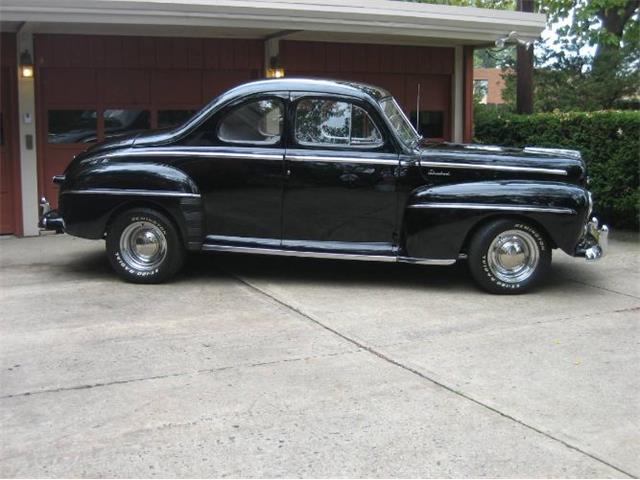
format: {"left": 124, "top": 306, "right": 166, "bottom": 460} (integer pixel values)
{"left": 20, "top": 50, "right": 34, "bottom": 78}
{"left": 266, "top": 55, "right": 284, "bottom": 79}
{"left": 494, "top": 31, "right": 533, "bottom": 49}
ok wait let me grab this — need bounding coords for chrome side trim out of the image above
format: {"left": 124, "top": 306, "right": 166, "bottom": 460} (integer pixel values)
{"left": 408, "top": 203, "right": 576, "bottom": 215}
{"left": 62, "top": 189, "right": 201, "bottom": 198}
{"left": 104, "top": 149, "right": 283, "bottom": 161}
{"left": 419, "top": 160, "right": 568, "bottom": 176}
{"left": 287, "top": 155, "right": 398, "bottom": 166}
{"left": 202, "top": 244, "right": 396, "bottom": 262}
{"left": 397, "top": 257, "right": 457, "bottom": 266}
{"left": 202, "top": 243, "right": 456, "bottom": 265}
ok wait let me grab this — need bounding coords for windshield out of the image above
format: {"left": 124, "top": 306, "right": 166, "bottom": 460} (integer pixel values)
{"left": 379, "top": 97, "right": 420, "bottom": 148}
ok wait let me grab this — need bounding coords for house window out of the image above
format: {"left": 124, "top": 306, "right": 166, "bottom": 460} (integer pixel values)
{"left": 158, "top": 110, "right": 197, "bottom": 129}
{"left": 474, "top": 79, "right": 489, "bottom": 104}
{"left": 47, "top": 110, "right": 97, "bottom": 144}
{"left": 410, "top": 111, "right": 444, "bottom": 139}
{"left": 103, "top": 109, "right": 150, "bottom": 140}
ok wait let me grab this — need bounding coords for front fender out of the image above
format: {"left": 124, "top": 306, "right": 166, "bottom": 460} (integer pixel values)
{"left": 402, "top": 181, "right": 590, "bottom": 259}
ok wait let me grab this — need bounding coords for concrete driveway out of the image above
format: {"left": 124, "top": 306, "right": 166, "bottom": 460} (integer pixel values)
{"left": 1, "top": 232, "right": 638, "bottom": 478}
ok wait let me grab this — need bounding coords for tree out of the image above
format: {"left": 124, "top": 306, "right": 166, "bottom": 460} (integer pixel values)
{"left": 474, "top": 48, "right": 514, "bottom": 68}
{"left": 410, "top": 0, "right": 640, "bottom": 110}
{"left": 540, "top": 0, "right": 639, "bottom": 109}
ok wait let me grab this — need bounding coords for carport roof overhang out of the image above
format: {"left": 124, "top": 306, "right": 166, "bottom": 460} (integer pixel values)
{"left": 0, "top": 0, "right": 546, "bottom": 46}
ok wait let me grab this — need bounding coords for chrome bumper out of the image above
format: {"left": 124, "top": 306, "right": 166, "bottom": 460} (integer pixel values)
{"left": 39, "top": 197, "right": 65, "bottom": 233}
{"left": 575, "top": 217, "right": 608, "bottom": 261}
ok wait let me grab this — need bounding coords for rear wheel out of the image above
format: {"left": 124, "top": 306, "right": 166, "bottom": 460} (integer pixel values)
{"left": 106, "top": 208, "right": 185, "bottom": 283}
{"left": 468, "top": 219, "right": 551, "bottom": 294}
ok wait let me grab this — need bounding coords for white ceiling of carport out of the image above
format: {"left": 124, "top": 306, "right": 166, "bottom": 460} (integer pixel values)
{"left": 0, "top": 0, "right": 546, "bottom": 46}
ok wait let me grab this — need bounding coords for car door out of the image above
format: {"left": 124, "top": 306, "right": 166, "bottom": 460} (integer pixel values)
{"left": 283, "top": 94, "right": 399, "bottom": 256}
{"left": 176, "top": 94, "right": 286, "bottom": 245}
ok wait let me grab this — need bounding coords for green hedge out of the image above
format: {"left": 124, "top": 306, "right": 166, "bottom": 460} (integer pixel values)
{"left": 474, "top": 109, "right": 640, "bottom": 230}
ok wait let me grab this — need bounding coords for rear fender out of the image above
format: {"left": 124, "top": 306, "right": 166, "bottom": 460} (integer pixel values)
{"left": 59, "top": 161, "right": 203, "bottom": 249}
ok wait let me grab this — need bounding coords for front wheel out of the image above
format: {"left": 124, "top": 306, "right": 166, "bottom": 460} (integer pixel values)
{"left": 106, "top": 208, "right": 185, "bottom": 283}
{"left": 468, "top": 219, "right": 551, "bottom": 294}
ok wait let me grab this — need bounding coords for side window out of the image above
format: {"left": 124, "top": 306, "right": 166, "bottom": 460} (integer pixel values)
{"left": 351, "top": 104, "right": 383, "bottom": 146}
{"left": 295, "top": 99, "right": 383, "bottom": 148}
{"left": 218, "top": 99, "right": 283, "bottom": 145}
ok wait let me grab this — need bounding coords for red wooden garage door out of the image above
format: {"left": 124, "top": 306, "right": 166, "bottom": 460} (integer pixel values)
{"left": 0, "top": 33, "right": 21, "bottom": 235}
{"left": 281, "top": 41, "right": 454, "bottom": 141}
{"left": 35, "top": 34, "right": 263, "bottom": 206}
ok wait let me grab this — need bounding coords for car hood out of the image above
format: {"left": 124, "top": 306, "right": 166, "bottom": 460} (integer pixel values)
{"left": 419, "top": 141, "right": 587, "bottom": 182}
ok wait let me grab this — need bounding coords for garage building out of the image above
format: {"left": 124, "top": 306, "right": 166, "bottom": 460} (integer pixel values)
{"left": 0, "top": 0, "right": 545, "bottom": 236}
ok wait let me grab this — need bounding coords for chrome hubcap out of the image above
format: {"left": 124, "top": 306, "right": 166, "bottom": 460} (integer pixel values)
{"left": 119, "top": 221, "right": 167, "bottom": 271}
{"left": 487, "top": 229, "right": 539, "bottom": 283}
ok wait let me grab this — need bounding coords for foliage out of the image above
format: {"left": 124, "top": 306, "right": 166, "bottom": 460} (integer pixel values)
{"left": 496, "top": 46, "right": 640, "bottom": 112}
{"left": 474, "top": 108, "right": 640, "bottom": 229}
{"left": 535, "top": 0, "right": 639, "bottom": 110}
{"left": 413, "top": 0, "right": 640, "bottom": 111}
{"left": 541, "top": 0, "right": 639, "bottom": 55}
{"left": 474, "top": 48, "right": 515, "bottom": 68}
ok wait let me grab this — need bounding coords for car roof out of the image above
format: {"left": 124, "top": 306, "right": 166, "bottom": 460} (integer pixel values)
{"left": 222, "top": 78, "right": 392, "bottom": 102}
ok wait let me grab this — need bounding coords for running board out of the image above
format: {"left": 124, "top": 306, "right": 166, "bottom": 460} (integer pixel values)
{"left": 201, "top": 243, "right": 456, "bottom": 266}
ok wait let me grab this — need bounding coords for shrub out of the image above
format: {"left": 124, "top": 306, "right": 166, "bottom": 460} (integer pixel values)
{"left": 474, "top": 109, "right": 640, "bottom": 230}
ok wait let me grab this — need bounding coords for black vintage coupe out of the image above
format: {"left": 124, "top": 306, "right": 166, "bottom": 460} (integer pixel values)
{"left": 40, "top": 79, "right": 608, "bottom": 293}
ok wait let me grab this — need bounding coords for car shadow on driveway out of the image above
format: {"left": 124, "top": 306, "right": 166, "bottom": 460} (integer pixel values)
{"left": 52, "top": 243, "right": 586, "bottom": 295}
{"left": 186, "top": 252, "right": 480, "bottom": 293}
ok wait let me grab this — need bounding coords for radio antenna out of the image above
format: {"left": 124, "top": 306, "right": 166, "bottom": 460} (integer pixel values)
{"left": 416, "top": 83, "right": 421, "bottom": 133}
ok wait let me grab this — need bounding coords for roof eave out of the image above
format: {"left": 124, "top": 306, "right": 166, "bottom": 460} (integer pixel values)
{"left": 0, "top": 0, "right": 547, "bottom": 44}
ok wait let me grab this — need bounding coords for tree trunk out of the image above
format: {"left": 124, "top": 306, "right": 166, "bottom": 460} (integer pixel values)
{"left": 516, "top": 0, "right": 534, "bottom": 114}
{"left": 591, "top": 0, "right": 638, "bottom": 108}
{"left": 593, "top": 0, "right": 638, "bottom": 73}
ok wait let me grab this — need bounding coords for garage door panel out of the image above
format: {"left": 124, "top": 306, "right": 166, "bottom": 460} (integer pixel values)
{"left": 120, "top": 37, "right": 145, "bottom": 68}
{"left": 363, "top": 44, "right": 382, "bottom": 73}
{"left": 186, "top": 39, "right": 204, "bottom": 69}
{"left": 202, "top": 70, "right": 255, "bottom": 101}
{"left": 42, "top": 69, "right": 96, "bottom": 106}
{"left": 103, "top": 37, "right": 131, "bottom": 69}
{"left": 283, "top": 42, "right": 316, "bottom": 72}
{"left": 406, "top": 75, "right": 451, "bottom": 110}
{"left": 67, "top": 40, "right": 93, "bottom": 68}
{"left": 99, "top": 69, "right": 150, "bottom": 105}
{"left": 37, "top": 34, "right": 263, "bottom": 210}
{"left": 232, "top": 40, "right": 250, "bottom": 69}
{"left": 431, "top": 47, "right": 454, "bottom": 74}
{"left": 139, "top": 38, "right": 156, "bottom": 68}
{"left": 0, "top": 150, "right": 15, "bottom": 234}
{"left": 218, "top": 40, "right": 236, "bottom": 69}
{"left": 151, "top": 70, "right": 202, "bottom": 106}
{"left": 42, "top": 146, "right": 86, "bottom": 209}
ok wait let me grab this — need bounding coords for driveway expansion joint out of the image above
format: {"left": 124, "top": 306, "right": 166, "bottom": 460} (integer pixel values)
{"left": 0, "top": 350, "right": 358, "bottom": 400}
{"left": 564, "top": 277, "right": 640, "bottom": 300}
{"left": 229, "top": 271, "right": 636, "bottom": 479}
